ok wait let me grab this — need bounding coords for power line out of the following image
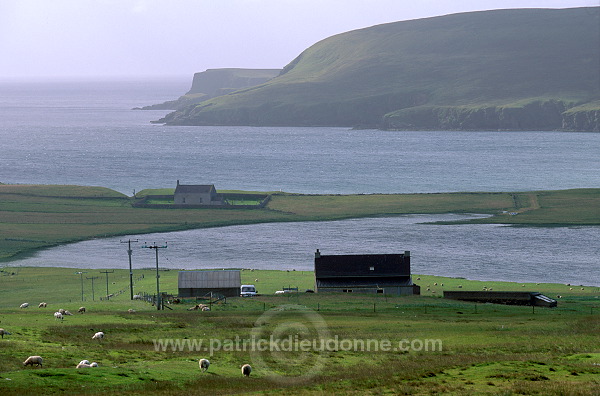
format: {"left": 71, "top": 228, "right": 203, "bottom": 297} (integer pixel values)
{"left": 86, "top": 276, "right": 100, "bottom": 301}
{"left": 142, "top": 242, "right": 168, "bottom": 310}
{"left": 120, "top": 239, "right": 139, "bottom": 300}
{"left": 100, "top": 270, "right": 114, "bottom": 299}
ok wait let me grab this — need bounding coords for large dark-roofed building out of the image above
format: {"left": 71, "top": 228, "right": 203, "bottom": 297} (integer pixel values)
{"left": 314, "top": 249, "right": 419, "bottom": 295}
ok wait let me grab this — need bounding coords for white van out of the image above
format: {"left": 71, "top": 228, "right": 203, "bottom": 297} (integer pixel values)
{"left": 240, "top": 284, "right": 257, "bottom": 297}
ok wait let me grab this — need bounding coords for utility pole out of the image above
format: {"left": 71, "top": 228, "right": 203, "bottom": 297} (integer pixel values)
{"left": 142, "top": 242, "right": 168, "bottom": 310}
{"left": 120, "top": 239, "right": 139, "bottom": 300}
{"left": 75, "top": 271, "right": 87, "bottom": 301}
{"left": 100, "top": 270, "right": 114, "bottom": 298}
{"left": 86, "top": 276, "right": 100, "bottom": 301}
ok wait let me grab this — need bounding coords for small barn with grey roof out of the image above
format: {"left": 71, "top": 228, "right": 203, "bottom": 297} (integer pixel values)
{"left": 178, "top": 270, "right": 241, "bottom": 297}
{"left": 314, "top": 249, "right": 419, "bottom": 295}
{"left": 174, "top": 180, "right": 223, "bottom": 205}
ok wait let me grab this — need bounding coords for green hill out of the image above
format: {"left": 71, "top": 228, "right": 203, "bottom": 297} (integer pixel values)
{"left": 158, "top": 7, "right": 600, "bottom": 131}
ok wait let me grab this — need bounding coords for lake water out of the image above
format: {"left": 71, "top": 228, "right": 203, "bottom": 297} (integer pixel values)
{"left": 0, "top": 79, "right": 598, "bottom": 285}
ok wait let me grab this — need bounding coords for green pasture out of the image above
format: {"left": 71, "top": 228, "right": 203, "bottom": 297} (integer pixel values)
{"left": 0, "top": 184, "right": 598, "bottom": 261}
{"left": 0, "top": 268, "right": 598, "bottom": 395}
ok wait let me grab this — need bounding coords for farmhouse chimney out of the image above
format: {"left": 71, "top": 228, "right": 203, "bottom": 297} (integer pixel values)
{"left": 315, "top": 249, "right": 321, "bottom": 258}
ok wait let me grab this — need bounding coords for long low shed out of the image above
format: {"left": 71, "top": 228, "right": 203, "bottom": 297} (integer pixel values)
{"left": 443, "top": 291, "right": 557, "bottom": 307}
{"left": 178, "top": 270, "right": 241, "bottom": 298}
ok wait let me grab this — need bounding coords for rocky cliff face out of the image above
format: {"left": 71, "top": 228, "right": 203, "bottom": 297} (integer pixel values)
{"left": 562, "top": 105, "right": 600, "bottom": 132}
{"left": 382, "top": 100, "right": 600, "bottom": 131}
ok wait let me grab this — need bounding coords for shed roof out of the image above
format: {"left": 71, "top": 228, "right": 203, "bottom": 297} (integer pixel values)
{"left": 315, "top": 252, "right": 410, "bottom": 278}
{"left": 178, "top": 270, "right": 240, "bottom": 288}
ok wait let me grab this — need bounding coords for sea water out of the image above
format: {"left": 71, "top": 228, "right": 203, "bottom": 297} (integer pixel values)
{"left": 0, "top": 80, "right": 598, "bottom": 285}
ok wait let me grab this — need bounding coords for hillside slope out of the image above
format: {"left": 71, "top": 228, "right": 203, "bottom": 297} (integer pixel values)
{"left": 158, "top": 7, "right": 600, "bottom": 131}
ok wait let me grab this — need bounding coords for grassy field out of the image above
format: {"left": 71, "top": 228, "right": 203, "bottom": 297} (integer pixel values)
{"left": 1, "top": 184, "right": 598, "bottom": 261}
{"left": 0, "top": 268, "right": 598, "bottom": 395}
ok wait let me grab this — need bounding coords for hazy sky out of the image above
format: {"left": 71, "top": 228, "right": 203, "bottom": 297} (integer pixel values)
{"left": 1, "top": 0, "right": 597, "bottom": 80}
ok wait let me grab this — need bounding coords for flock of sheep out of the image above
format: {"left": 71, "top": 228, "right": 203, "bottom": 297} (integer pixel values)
{"left": 8, "top": 302, "right": 253, "bottom": 377}
{"left": 199, "top": 359, "right": 252, "bottom": 377}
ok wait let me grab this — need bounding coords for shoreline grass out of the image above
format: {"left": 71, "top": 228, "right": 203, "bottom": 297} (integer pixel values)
{"left": 0, "top": 184, "right": 598, "bottom": 261}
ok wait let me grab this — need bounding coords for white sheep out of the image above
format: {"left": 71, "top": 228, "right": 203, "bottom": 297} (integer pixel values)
{"left": 78, "top": 307, "right": 86, "bottom": 314}
{"left": 63, "top": 310, "right": 73, "bottom": 316}
{"left": 54, "top": 312, "right": 64, "bottom": 320}
{"left": 79, "top": 359, "right": 90, "bottom": 365}
{"left": 199, "top": 358, "right": 210, "bottom": 372}
{"left": 241, "top": 364, "right": 252, "bottom": 377}
{"left": 92, "top": 331, "right": 104, "bottom": 340}
{"left": 20, "top": 303, "right": 29, "bottom": 309}
{"left": 127, "top": 309, "right": 136, "bottom": 313}
{"left": 58, "top": 308, "right": 66, "bottom": 315}
{"left": 133, "top": 295, "right": 142, "bottom": 300}
{"left": 38, "top": 302, "right": 47, "bottom": 308}
{"left": 76, "top": 362, "right": 99, "bottom": 368}
{"left": 23, "top": 355, "right": 43, "bottom": 367}
{"left": 0, "top": 328, "right": 12, "bottom": 339}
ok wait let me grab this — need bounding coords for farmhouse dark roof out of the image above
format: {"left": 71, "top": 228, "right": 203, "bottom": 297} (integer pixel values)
{"left": 314, "top": 251, "right": 410, "bottom": 278}
{"left": 174, "top": 184, "right": 215, "bottom": 194}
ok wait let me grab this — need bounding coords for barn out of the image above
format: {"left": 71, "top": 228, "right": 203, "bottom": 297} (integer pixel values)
{"left": 178, "top": 270, "right": 241, "bottom": 298}
{"left": 174, "top": 180, "right": 223, "bottom": 205}
{"left": 314, "top": 249, "right": 419, "bottom": 295}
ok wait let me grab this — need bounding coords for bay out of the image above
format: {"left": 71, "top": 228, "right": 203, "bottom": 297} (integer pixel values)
{"left": 0, "top": 79, "right": 598, "bottom": 286}
{"left": 10, "top": 214, "right": 600, "bottom": 287}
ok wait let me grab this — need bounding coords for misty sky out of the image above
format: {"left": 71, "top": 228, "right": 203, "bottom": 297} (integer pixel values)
{"left": 1, "top": 0, "right": 597, "bottom": 80}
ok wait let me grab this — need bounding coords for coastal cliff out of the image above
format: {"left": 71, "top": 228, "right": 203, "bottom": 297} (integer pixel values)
{"left": 138, "top": 68, "right": 280, "bottom": 110}
{"left": 155, "top": 8, "right": 600, "bottom": 131}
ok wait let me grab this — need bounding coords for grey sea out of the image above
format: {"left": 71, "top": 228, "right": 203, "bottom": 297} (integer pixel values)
{"left": 1, "top": 79, "right": 599, "bottom": 286}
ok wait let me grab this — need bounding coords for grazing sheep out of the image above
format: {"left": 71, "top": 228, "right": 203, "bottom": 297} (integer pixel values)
{"left": 188, "top": 304, "right": 209, "bottom": 311}
{"left": 0, "top": 328, "right": 11, "bottom": 339}
{"left": 20, "top": 303, "right": 29, "bottom": 309}
{"left": 76, "top": 362, "right": 98, "bottom": 368}
{"left": 78, "top": 307, "right": 86, "bottom": 314}
{"left": 92, "top": 331, "right": 104, "bottom": 340}
{"left": 23, "top": 356, "right": 43, "bottom": 367}
{"left": 38, "top": 302, "right": 47, "bottom": 308}
{"left": 63, "top": 310, "right": 73, "bottom": 316}
{"left": 201, "top": 306, "right": 210, "bottom": 311}
{"left": 127, "top": 309, "right": 136, "bottom": 313}
{"left": 133, "top": 294, "right": 142, "bottom": 300}
{"left": 241, "top": 364, "right": 252, "bottom": 377}
{"left": 434, "top": 282, "right": 438, "bottom": 286}
{"left": 199, "top": 358, "right": 210, "bottom": 372}
{"left": 79, "top": 360, "right": 90, "bottom": 366}
{"left": 54, "top": 312, "right": 64, "bottom": 320}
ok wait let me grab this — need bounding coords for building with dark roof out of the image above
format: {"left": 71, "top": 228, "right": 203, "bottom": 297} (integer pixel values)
{"left": 174, "top": 180, "right": 223, "bottom": 205}
{"left": 314, "top": 249, "right": 419, "bottom": 295}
